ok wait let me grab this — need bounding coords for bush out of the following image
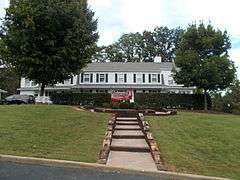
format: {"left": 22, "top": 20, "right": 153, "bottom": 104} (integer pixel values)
{"left": 232, "top": 103, "right": 240, "bottom": 115}
{"left": 119, "top": 100, "right": 130, "bottom": 109}
{"left": 50, "top": 92, "right": 111, "bottom": 106}
{"left": 135, "top": 93, "right": 211, "bottom": 110}
{"left": 111, "top": 102, "right": 120, "bottom": 109}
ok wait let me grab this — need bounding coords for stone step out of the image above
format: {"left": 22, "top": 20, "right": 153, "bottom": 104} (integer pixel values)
{"left": 110, "top": 138, "right": 150, "bottom": 152}
{"left": 115, "top": 125, "right": 141, "bottom": 130}
{"left": 107, "top": 151, "right": 157, "bottom": 171}
{"left": 116, "top": 121, "right": 139, "bottom": 125}
{"left": 113, "top": 130, "right": 145, "bottom": 139}
{"left": 116, "top": 117, "right": 138, "bottom": 121}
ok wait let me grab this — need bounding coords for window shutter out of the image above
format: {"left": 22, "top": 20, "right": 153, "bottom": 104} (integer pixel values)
{"left": 96, "top": 74, "right": 99, "bottom": 83}
{"left": 143, "top": 74, "right": 145, "bottom": 83}
{"left": 115, "top": 74, "right": 118, "bottom": 83}
{"left": 81, "top": 73, "right": 84, "bottom": 83}
{"left": 133, "top": 74, "right": 136, "bottom": 83}
{"left": 70, "top": 77, "right": 74, "bottom": 84}
{"left": 90, "top": 74, "right": 93, "bottom": 83}
{"left": 149, "top": 74, "right": 151, "bottom": 83}
{"left": 161, "top": 74, "right": 165, "bottom": 85}
{"left": 124, "top": 74, "right": 127, "bottom": 83}
{"left": 158, "top": 74, "right": 160, "bottom": 83}
{"left": 106, "top": 74, "right": 108, "bottom": 83}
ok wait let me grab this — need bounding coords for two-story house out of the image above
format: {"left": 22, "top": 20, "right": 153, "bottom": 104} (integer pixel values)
{"left": 18, "top": 62, "right": 195, "bottom": 96}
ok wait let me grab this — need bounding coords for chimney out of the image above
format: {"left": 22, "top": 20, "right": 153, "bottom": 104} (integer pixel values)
{"left": 154, "top": 56, "right": 162, "bottom": 63}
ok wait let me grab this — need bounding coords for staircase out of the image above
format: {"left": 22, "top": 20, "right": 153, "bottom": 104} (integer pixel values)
{"left": 106, "top": 115, "right": 157, "bottom": 171}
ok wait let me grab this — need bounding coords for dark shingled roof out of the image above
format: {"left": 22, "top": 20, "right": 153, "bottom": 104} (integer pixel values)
{"left": 83, "top": 62, "right": 174, "bottom": 72}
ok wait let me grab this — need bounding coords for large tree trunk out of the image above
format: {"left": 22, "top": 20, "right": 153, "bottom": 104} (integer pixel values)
{"left": 40, "top": 83, "right": 46, "bottom": 97}
{"left": 204, "top": 89, "right": 208, "bottom": 111}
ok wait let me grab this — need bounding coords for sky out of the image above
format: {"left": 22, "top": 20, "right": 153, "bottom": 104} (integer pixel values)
{"left": 0, "top": 0, "right": 240, "bottom": 77}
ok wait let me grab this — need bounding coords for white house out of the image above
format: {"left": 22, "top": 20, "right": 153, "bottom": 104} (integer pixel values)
{"left": 18, "top": 62, "right": 195, "bottom": 96}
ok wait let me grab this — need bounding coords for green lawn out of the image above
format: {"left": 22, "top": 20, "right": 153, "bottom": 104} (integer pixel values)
{"left": 0, "top": 105, "right": 110, "bottom": 163}
{"left": 147, "top": 112, "right": 240, "bottom": 179}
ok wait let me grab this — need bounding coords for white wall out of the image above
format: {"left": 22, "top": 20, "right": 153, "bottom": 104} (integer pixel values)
{"left": 20, "top": 71, "right": 178, "bottom": 88}
{"left": 78, "top": 72, "right": 172, "bottom": 85}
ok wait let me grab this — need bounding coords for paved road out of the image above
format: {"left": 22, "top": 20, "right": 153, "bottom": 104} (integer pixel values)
{"left": 0, "top": 161, "right": 167, "bottom": 180}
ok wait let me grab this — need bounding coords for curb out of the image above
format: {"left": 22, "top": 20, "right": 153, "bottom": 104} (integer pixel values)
{"left": 0, "top": 154, "right": 230, "bottom": 180}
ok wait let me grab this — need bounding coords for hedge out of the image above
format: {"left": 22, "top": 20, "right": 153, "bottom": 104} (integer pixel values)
{"left": 50, "top": 92, "right": 211, "bottom": 110}
{"left": 50, "top": 92, "right": 111, "bottom": 106}
{"left": 135, "top": 93, "right": 211, "bottom": 110}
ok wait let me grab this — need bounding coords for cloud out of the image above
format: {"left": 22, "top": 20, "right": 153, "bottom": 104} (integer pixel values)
{"left": 88, "top": 0, "right": 112, "bottom": 9}
{"left": 120, "top": 0, "right": 163, "bottom": 32}
{"left": 0, "top": 0, "right": 8, "bottom": 19}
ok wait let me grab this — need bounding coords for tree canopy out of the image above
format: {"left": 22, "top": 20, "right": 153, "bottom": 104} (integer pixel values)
{"left": 173, "top": 23, "right": 236, "bottom": 110}
{"left": 93, "top": 26, "right": 183, "bottom": 62}
{"left": 0, "top": 0, "right": 98, "bottom": 95}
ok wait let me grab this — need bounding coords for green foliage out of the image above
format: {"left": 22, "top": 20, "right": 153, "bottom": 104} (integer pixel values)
{"left": 174, "top": 23, "right": 235, "bottom": 92}
{"left": 129, "top": 102, "right": 137, "bottom": 109}
{"left": 211, "top": 80, "right": 240, "bottom": 114}
{"left": 0, "top": 67, "right": 20, "bottom": 94}
{"left": 111, "top": 102, "right": 119, "bottom": 109}
{"left": 135, "top": 93, "right": 211, "bottom": 110}
{"left": 232, "top": 103, "right": 240, "bottom": 115}
{"left": 119, "top": 100, "right": 130, "bottom": 109}
{"left": 93, "top": 26, "right": 183, "bottom": 62}
{"left": 0, "top": 0, "right": 98, "bottom": 94}
{"left": 50, "top": 92, "right": 111, "bottom": 106}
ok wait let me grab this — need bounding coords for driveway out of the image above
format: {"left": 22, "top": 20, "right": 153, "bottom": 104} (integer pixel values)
{"left": 0, "top": 161, "right": 168, "bottom": 180}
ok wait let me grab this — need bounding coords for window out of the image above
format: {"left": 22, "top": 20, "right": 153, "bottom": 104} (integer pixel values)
{"left": 25, "top": 79, "right": 31, "bottom": 87}
{"left": 136, "top": 74, "right": 142, "bottom": 83}
{"left": 84, "top": 74, "right": 90, "bottom": 82}
{"left": 31, "top": 81, "right": 37, "bottom": 87}
{"left": 161, "top": 74, "right": 165, "bottom": 85}
{"left": 118, "top": 74, "right": 124, "bottom": 83}
{"left": 115, "top": 74, "right": 118, "bottom": 83}
{"left": 100, "top": 74, "right": 105, "bottom": 82}
{"left": 152, "top": 74, "right": 157, "bottom": 83}
{"left": 70, "top": 77, "right": 74, "bottom": 84}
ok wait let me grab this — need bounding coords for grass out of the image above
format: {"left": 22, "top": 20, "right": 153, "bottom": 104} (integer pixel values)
{"left": 147, "top": 112, "right": 240, "bottom": 179}
{"left": 0, "top": 105, "right": 110, "bottom": 163}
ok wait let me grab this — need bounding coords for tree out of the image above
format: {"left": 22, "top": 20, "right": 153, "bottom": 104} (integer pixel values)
{"left": 93, "top": 26, "right": 183, "bottom": 63}
{"left": 152, "top": 26, "right": 183, "bottom": 62}
{"left": 0, "top": 67, "right": 20, "bottom": 94}
{"left": 0, "top": 0, "right": 98, "bottom": 96}
{"left": 174, "top": 23, "right": 236, "bottom": 110}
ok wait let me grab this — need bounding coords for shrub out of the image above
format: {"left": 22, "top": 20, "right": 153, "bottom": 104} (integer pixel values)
{"left": 119, "top": 100, "right": 130, "bottom": 109}
{"left": 135, "top": 93, "right": 211, "bottom": 110}
{"left": 111, "top": 102, "right": 119, "bottom": 109}
{"left": 232, "top": 103, "right": 240, "bottom": 115}
{"left": 50, "top": 92, "right": 111, "bottom": 106}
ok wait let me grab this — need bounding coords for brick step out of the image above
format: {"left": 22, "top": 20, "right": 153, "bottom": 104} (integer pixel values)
{"left": 115, "top": 125, "right": 141, "bottom": 130}
{"left": 110, "top": 145, "right": 150, "bottom": 152}
{"left": 113, "top": 130, "right": 144, "bottom": 139}
{"left": 116, "top": 117, "right": 138, "bottom": 121}
{"left": 110, "top": 138, "right": 150, "bottom": 152}
{"left": 115, "top": 127, "right": 142, "bottom": 131}
{"left": 116, "top": 121, "right": 139, "bottom": 125}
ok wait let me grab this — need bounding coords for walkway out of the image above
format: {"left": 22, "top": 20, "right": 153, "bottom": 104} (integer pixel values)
{"left": 106, "top": 116, "right": 158, "bottom": 171}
